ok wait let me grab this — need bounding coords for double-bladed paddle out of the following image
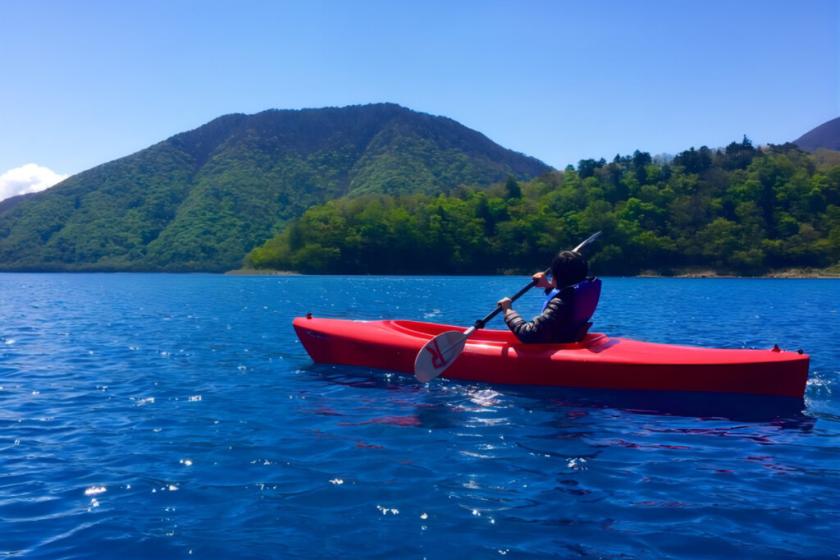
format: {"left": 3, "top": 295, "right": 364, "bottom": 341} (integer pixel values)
{"left": 413, "top": 231, "right": 602, "bottom": 382}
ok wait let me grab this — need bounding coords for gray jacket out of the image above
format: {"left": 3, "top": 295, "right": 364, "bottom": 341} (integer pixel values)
{"left": 503, "top": 286, "right": 584, "bottom": 344}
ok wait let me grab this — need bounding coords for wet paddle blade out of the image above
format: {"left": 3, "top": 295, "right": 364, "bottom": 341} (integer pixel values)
{"left": 414, "top": 331, "right": 468, "bottom": 382}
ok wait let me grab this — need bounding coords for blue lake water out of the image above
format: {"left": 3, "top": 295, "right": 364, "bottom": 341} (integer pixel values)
{"left": 0, "top": 274, "right": 838, "bottom": 559}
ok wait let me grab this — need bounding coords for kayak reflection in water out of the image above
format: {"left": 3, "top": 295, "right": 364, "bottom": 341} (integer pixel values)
{"left": 498, "top": 250, "right": 601, "bottom": 344}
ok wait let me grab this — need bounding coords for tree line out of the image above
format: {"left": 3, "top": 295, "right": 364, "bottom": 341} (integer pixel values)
{"left": 246, "top": 139, "right": 840, "bottom": 275}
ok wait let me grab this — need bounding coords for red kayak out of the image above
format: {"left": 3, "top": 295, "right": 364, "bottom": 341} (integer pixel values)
{"left": 292, "top": 317, "right": 809, "bottom": 398}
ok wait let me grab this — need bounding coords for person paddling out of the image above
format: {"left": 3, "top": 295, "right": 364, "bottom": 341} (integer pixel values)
{"left": 498, "top": 250, "right": 600, "bottom": 344}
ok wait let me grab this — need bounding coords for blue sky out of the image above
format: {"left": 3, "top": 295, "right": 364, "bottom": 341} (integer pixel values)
{"left": 0, "top": 0, "right": 837, "bottom": 193}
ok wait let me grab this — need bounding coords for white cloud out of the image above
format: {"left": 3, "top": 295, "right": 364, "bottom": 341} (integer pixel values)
{"left": 0, "top": 163, "right": 69, "bottom": 203}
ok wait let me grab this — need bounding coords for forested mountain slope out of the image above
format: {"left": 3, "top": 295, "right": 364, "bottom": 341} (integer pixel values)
{"left": 0, "top": 104, "right": 550, "bottom": 271}
{"left": 248, "top": 139, "right": 840, "bottom": 275}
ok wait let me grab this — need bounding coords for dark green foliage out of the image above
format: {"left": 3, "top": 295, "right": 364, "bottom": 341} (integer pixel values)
{"left": 722, "top": 136, "right": 757, "bottom": 170}
{"left": 248, "top": 143, "right": 840, "bottom": 275}
{"left": 0, "top": 104, "right": 550, "bottom": 271}
{"left": 674, "top": 146, "right": 713, "bottom": 174}
{"left": 577, "top": 158, "right": 605, "bottom": 179}
{"left": 505, "top": 177, "right": 522, "bottom": 199}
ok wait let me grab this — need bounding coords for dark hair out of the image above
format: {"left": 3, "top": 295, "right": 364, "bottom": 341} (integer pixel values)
{"left": 551, "top": 251, "right": 588, "bottom": 287}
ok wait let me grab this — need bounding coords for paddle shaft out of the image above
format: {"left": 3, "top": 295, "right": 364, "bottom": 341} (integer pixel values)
{"left": 469, "top": 267, "right": 551, "bottom": 332}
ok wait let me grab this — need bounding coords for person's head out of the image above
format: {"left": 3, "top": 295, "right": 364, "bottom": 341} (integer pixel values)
{"left": 551, "top": 250, "right": 588, "bottom": 287}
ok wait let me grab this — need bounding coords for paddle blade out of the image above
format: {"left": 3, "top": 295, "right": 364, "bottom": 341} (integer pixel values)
{"left": 414, "top": 331, "right": 467, "bottom": 382}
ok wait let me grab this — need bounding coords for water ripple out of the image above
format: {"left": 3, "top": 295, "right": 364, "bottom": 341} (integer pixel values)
{"left": 0, "top": 274, "right": 837, "bottom": 558}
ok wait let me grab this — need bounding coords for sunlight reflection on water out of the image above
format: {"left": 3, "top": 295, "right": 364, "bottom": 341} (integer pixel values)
{"left": 0, "top": 274, "right": 836, "bottom": 559}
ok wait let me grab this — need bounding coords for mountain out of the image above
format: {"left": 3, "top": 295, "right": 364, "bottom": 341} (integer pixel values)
{"left": 0, "top": 103, "right": 551, "bottom": 271}
{"left": 794, "top": 116, "right": 840, "bottom": 152}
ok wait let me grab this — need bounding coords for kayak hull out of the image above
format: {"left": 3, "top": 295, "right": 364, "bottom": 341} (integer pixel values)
{"left": 292, "top": 317, "right": 809, "bottom": 398}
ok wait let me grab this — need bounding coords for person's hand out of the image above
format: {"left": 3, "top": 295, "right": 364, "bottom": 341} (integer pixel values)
{"left": 532, "top": 271, "right": 552, "bottom": 289}
{"left": 497, "top": 297, "right": 512, "bottom": 311}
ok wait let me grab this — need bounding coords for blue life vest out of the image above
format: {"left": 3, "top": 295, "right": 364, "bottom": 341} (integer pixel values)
{"left": 542, "top": 277, "right": 602, "bottom": 326}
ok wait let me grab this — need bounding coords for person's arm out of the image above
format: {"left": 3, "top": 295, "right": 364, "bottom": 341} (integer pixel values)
{"left": 502, "top": 304, "right": 555, "bottom": 343}
{"left": 498, "top": 290, "right": 567, "bottom": 344}
{"left": 495, "top": 272, "right": 548, "bottom": 313}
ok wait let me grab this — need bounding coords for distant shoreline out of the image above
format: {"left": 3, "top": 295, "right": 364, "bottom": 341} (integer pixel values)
{"left": 0, "top": 267, "right": 837, "bottom": 278}
{"left": 224, "top": 268, "right": 301, "bottom": 276}
{"left": 636, "top": 267, "right": 840, "bottom": 279}
{"left": 227, "top": 266, "right": 840, "bottom": 279}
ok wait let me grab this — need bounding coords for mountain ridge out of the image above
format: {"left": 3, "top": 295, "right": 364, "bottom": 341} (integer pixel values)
{"left": 794, "top": 116, "right": 840, "bottom": 152}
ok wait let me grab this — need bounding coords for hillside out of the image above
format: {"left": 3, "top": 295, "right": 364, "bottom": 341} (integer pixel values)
{"left": 248, "top": 140, "right": 840, "bottom": 275}
{"left": 0, "top": 104, "right": 551, "bottom": 271}
{"left": 794, "top": 116, "right": 840, "bottom": 152}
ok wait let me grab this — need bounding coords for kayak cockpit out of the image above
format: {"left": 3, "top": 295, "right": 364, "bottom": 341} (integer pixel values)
{"left": 386, "top": 319, "right": 606, "bottom": 349}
